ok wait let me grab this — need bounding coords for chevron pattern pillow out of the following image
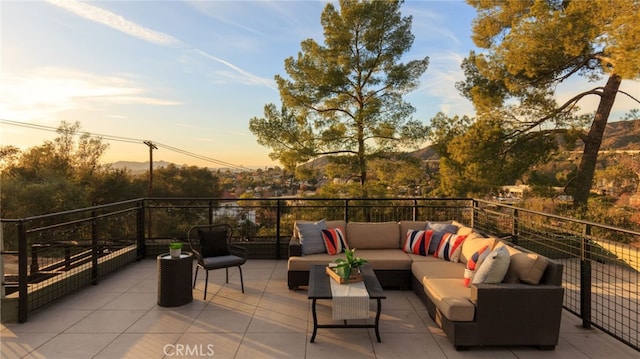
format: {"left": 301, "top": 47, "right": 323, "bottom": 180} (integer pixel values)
{"left": 403, "top": 229, "right": 433, "bottom": 256}
{"left": 435, "top": 233, "right": 467, "bottom": 262}
{"left": 321, "top": 227, "right": 348, "bottom": 255}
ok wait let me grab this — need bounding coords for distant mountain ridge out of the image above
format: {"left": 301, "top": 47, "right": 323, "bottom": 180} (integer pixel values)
{"left": 303, "top": 119, "right": 640, "bottom": 168}
{"left": 108, "top": 120, "right": 639, "bottom": 173}
{"left": 109, "top": 160, "right": 173, "bottom": 173}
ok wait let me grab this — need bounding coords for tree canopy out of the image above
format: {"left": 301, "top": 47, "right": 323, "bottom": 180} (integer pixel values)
{"left": 457, "top": 0, "right": 640, "bottom": 210}
{"left": 249, "top": 0, "right": 429, "bottom": 197}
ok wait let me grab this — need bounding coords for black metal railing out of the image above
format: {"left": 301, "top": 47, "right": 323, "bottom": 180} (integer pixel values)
{"left": 1, "top": 197, "right": 638, "bottom": 351}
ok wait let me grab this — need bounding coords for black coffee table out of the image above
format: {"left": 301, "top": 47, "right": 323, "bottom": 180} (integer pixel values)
{"left": 308, "top": 264, "right": 386, "bottom": 343}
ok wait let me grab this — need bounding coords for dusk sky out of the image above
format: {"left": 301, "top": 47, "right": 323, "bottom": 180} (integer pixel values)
{"left": 2, "top": 1, "right": 638, "bottom": 168}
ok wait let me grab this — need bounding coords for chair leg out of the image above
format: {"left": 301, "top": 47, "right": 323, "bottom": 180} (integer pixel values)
{"left": 204, "top": 270, "right": 209, "bottom": 300}
{"left": 225, "top": 268, "right": 229, "bottom": 283}
{"left": 238, "top": 266, "right": 244, "bottom": 293}
{"left": 193, "top": 266, "right": 199, "bottom": 289}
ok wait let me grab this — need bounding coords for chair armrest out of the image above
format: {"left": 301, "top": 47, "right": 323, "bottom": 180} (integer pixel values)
{"left": 289, "top": 236, "right": 302, "bottom": 257}
{"left": 229, "top": 244, "right": 248, "bottom": 260}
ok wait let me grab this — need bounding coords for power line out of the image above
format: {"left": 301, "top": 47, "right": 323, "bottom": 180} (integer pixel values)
{"left": 0, "top": 119, "right": 250, "bottom": 171}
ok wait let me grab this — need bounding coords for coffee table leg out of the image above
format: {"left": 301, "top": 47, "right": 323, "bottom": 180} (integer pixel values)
{"left": 310, "top": 299, "right": 318, "bottom": 343}
{"left": 374, "top": 298, "right": 382, "bottom": 342}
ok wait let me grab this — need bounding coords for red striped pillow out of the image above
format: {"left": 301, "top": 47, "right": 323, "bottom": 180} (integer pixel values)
{"left": 321, "top": 227, "right": 348, "bottom": 255}
{"left": 463, "top": 245, "right": 490, "bottom": 287}
{"left": 403, "top": 229, "right": 433, "bottom": 256}
{"left": 435, "top": 233, "right": 467, "bottom": 262}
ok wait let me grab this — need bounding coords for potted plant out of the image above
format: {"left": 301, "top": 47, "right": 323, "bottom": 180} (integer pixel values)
{"left": 169, "top": 241, "right": 183, "bottom": 258}
{"left": 333, "top": 248, "right": 367, "bottom": 281}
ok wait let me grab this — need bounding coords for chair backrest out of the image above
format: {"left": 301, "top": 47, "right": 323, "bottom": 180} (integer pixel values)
{"left": 187, "top": 224, "right": 233, "bottom": 260}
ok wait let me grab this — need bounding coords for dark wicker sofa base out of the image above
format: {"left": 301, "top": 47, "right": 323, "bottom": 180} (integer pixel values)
{"left": 410, "top": 275, "right": 563, "bottom": 350}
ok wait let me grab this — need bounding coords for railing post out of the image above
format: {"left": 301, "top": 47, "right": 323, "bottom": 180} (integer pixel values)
{"left": 276, "top": 200, "right": 282, "bottom": 260}
{"left": 511, "top": 208, "right": 519, "bottom": 245}
{"left": 208, "top": 200, "right": 214, "bottom": 225}
{"left": 30, "top": 245, "right": 39, "bottom": 274}
{"left": 344, "top": 199, "right": 350, "bottom": 222}
{"left": 412, "top": 199, "right": 418, "bottom": 221}
{"left": 17, "top": 220, "right": 28, "bottom": 323}
{"left": 136, "top": 200, "right": 146, "bottom": 260}
{"left": 471, "top": 200, "right": 478, "bottom": 228}
{"left": 580, "top": 223, "right": 593, "bottom": 329}
{"left": 91, "top": 209, "right": 98, "bottom": 284}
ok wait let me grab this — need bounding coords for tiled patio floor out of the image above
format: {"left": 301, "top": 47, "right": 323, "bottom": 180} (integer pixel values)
{"left": 1, "top": 259, "right": 638, "bottom": 358}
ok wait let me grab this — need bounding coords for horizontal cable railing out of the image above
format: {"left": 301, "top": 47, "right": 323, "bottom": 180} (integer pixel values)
{"left": 1, "top": 197, "right": 638, "bottom": 351}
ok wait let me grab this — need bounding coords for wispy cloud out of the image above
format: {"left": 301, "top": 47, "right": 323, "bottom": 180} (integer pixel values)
{"left": 45, "top": 0, "right": 180, "bottom": 46}
{"left": 46, "top": 0, "right": 275, "bottom": 91}
{"left": 0, "top": 67, "right": 181, "bottom": 122}
{"left": 193, "top": 49, "right": 276, "bottom": 90}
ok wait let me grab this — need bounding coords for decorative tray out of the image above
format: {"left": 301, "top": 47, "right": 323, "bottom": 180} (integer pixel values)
{"left": 325, "top": 266, "right": 363, "bottom": 284}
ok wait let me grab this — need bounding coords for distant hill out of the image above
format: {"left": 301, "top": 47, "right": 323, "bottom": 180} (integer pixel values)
{"left": 107, "top": 161, "right": 254, "bottom": 174}
{"left": 598, "top": 119, "right": 640, "bottom": 150}
{"left": 300, "top": 119, "right": 640, "bottom": 171}
{"left": 109, "top": 160, "right": 173, "bottom": 173}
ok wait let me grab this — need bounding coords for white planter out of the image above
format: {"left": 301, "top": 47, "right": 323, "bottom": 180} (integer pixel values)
{"left": 169, "top": 248, "right": 181, "bottom": 258}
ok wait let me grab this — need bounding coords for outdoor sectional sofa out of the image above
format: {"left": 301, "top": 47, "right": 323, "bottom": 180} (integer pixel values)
{"left": 288, "top": 220, "right": 565, "bottom": 350}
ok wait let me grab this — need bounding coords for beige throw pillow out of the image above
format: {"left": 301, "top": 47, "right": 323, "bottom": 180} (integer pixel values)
{"left": 503, "top": 252, "right": 549, "bottom": 284}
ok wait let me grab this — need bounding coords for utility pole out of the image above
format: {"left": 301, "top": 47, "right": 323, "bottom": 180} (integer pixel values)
{"left": 143, "top": 141, "right": 157, "bottom": 240}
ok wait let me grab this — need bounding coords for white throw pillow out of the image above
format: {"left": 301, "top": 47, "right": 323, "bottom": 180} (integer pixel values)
{"left": 472, "top": 245, "right": 511, "bottom": 284}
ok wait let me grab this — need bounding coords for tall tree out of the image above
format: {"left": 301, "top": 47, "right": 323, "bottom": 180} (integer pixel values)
{"left": 459, "top": 0, "right": 640, "bottom": 211}
{"left": 249, "top": 0, "right": 430, "bottom": 197}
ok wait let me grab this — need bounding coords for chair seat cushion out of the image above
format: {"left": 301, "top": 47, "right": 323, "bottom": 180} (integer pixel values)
{"left": 201, "top": 255, "right": 245, "bottom": 269}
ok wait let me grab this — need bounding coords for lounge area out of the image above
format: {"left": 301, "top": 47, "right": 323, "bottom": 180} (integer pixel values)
{"left": 1, "top": 259, "right": 637, "bottom": 359}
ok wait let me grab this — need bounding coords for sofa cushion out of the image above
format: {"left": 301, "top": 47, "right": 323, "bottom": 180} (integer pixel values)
{"left": 321, "top": 227, "right": 348, "bottom": 255}
{"left": 434, "top": 233, "right": 467, "bottom": 262}
{"left": 402, "top": 229, "right": 432, "bottom": 256}
{"left": 353, "top": 249, "right": 413, "bottom": 270}
{"left": 472, "top": 245, "right": 511, "bottom": 284}
{"left": 288, "top": 252, "right": 345, "bottom": 271}
{"left": 295, "top": 219, "right": 327, "bottom": 255}
{"left": 504, "top": 251, "right": 549, "bottom": 285}
{"left": 423, "top": 278, "right": 475, "bottom": 321}
{"left": 412, "top": 259, "right": 465, "bottom": 281}
{"left": 326, "top": 220, "right": 347, "bottom": 230}
{"left": 288, "top": 249, "right": 412, "bottom": 271}
{"left": 460, "top": 232, "right": 497, "bottom": 264}
{"left": 426, "top": 221, "right": 459, "bottom": 254}
{"left": 347, "top": 222, "right": 400, "bottom": 249}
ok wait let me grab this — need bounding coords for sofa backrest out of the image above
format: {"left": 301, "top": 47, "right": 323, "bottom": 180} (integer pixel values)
{"left": 495, "top": 241, "right": 563, "bottom": 286}
{"left": 347, "top": 222, "right": 400, "bottom": 249}
{"left": 326, "top": 220, "right": 346, "bottom": 231}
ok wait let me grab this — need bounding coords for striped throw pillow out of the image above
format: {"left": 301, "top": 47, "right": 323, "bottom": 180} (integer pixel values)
{"left": 435, "top": 233, "right": 467, "bottom": 262}
{"left": 321, "top": 227, "right": 348, "bottom": 255}
{"left": 463, "top": 245, "right": 490, "bottom": 287}
{"left": 403, "top": 229, "right": 433, "bottom": 256}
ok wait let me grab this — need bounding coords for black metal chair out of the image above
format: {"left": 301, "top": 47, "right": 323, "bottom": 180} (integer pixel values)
{"left": 187, "top": 224, "right": 248, "bottom": 299}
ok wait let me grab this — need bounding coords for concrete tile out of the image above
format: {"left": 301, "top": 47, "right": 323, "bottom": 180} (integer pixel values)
{"left": 23, "top": 333, "right": 118, "bottom": 359}
{"left": 65, "top": 310, "right": 147, "bottom": 333}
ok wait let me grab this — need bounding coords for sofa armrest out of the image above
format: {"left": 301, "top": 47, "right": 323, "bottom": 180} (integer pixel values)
{"left": 470, "top": 283, "right": 564, "bottom": 343}
{"left": 289, "top": 236, "right": 302, "bottom": 257}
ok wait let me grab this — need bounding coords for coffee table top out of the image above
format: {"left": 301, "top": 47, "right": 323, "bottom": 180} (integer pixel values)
{"left": 308, "top": 264, "right": 386, "bottom": 300}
